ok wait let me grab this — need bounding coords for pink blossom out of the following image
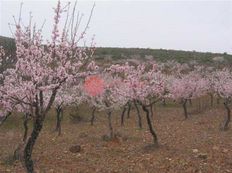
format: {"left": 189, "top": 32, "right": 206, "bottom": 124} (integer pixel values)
{"left": 84, "top": 75, "right": 105, "bottom": 97}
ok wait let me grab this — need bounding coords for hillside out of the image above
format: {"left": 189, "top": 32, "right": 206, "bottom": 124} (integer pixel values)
{"left": 0, "top": 35, "right": 231, "bottom": 66}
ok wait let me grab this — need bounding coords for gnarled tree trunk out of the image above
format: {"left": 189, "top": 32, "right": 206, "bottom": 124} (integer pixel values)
{"left": 142, "top": 105, "right": 158, "bottom": 146}
{"left": 127, "top": 102, "right": 131, "bottom": 119}
{"left": 134, "top": 100, "right": 142, "bottom": 128}
{"left": 55, "top": 106, "right": 63, "bottom": 136}
{"left": 23, "top": 113, "right": 30, "bottom": 142}
{"left": 209, "top": 93, "right": 213, "bottom": 107}
{"left": 24, "top": 115, "right": 45, "bottom": 173}
{"left": 182, "top": 99, "right": 188, "bottom": 119}
{"left": 0, "top": 112, "right": 11, "bottom": 126}
{"left": 188, "top": 99, "right": 192, "bottom": 106}
{"left": 120, "top": 105, "right": 127, "bottom": 126}
{"left": 107, "top": 111, "right": 114, "bottom": 139}
{"left": 13, "top": 113, "right": 30, "bottom": 161}
{"left": 162, "top": 98, "right": 166, "bottom": 106}
{"left": 150, "top": 104, "right": 154, "bottom": 119}
{"left": 217, "top": 97, "right": 220, "bottom": 105}
{"left": 221, "top": 101, "right": 231, "bottom": 131}
{"left": 90, "top": 107, "right": 96, "bottom": 125}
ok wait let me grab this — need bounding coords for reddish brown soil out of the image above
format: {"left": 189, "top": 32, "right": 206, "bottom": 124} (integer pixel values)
{"left": 0, "top": 105, "right": 232, "bottom": 173}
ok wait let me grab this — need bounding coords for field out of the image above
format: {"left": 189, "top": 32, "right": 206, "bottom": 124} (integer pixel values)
{"left": 1, "top": 1, "right": 232, "bottom": 173}
{"left": 1, "top": 102, "right": 232, "bottom": 173}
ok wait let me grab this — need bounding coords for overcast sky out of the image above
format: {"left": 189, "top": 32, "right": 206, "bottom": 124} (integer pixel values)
{"left": 0, "top": 0, "right": 231, "bottom": 54}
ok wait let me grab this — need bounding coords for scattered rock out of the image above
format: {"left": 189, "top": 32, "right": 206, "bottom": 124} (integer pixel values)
{"left": 143, "top": 144, "right": 159, "bottom": 152}
{"left": 69, "top": 114, "right": 88, "bottom": 124}
{"left": 197, "top": 153, "right": 207, "bottom": 159}
{"left": 102, "top": 135, "right": 111, "bottom": 142}
{"left": 79, "top": 132, "right": 88, "bottom": 138}
{"left": 122, "top": 136, "right": 128, "bottom": 141}
{"left": 110, "top": 136, "right": 120, "bottom": 144}
{"left": 186, "top": 167, "right": 199, "bottom": 173}
{"left": 69, "top": 145, "right": 81, "bottom": 153}
{"left": 102, "top": 134, "right": 121, "bottom": 144}
{"left": 212, "top": 146, "right": 219, "bottom": 151}
{"left": 192, "top": 149, "right": 199, "bottom": 153}
{"left": 222, "top": 148, "right": 229, "bottom": 153}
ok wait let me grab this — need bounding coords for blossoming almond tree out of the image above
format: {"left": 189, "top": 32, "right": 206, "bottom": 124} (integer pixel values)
{"left": 213, "top": 69, "right": 232, "bottom": 130}
{"left": 168, "top": 71, "right": 209, "bottom": 119}
{"left": 106, "top": 63, "right": 134, "bottom": 125}
{"left": 53, "top": 83, "right": 84, "bottom": 136}
{"left": 84, "top": 72, "right": 129, "bottom": 139}
{"left": 54, "top": 61, "right": 98, "bottom": 134}
{"left": 134, "top": 64, "right": 165, "bottom": 147}
{"left": 0, "top": 1, "right": 95, "bottom": 172}
{"left": 83, "top": 75, "right": 104, "bottom": 125}
{"left": 107, "top": 62, "right": 166, "bottom": 146}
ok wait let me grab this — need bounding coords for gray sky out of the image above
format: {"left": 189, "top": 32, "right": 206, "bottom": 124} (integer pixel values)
{"left": 0, "top": 0, "right": 231, "bottom": 54}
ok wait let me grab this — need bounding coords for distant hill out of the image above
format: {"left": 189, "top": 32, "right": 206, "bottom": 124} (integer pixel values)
{"left": 95, "top": 47, "right": 232, "bottom": 65}
{"left": 0, "top": 36, "right": 15, "bottom": 52}
{"left": 0, "top": 36, "right": 16, "bottom": 73}
{"left": 0, "top": 35, "right": 231, "bottom": 66}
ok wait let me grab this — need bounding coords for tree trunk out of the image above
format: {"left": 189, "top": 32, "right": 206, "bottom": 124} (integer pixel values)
{"left": 120, "top": 105, "right": 127, "bottom": 126}
{"left": 142, "top": 105, "right": 158, "bottom": 146}
{"left": 23, "top": 115, "right": 44, "bottom": 173}
{"left": 210, "top": 94, "right": 213, "bottom": 107}
{"left": 127, "top": 102, "right": 131, "bottom": 119}
{"left": 90, "top": 107, "right": 96, "bottom": 126}
{"left": 150, "top": 104, "right": 154, "bottom": 119}
{"left": 188, "top": 99, "right": 192, "bottom": 106}
{"left": 23, "top": 113, "right": 30, "bottom": 142}
{"left": 107, "top": 111, "right": 114, "bottom": 139}
{"left": 55, "top": 106, "right": 63, "bottom": 136}
{"left": 183, "top": 99, "right": 188, "bottom": 119}
{"left": 162, "top": 99, "right": 166, "bottom": 106}
{"left": 222, "top": 101, "right": 231, "bottom": 131}
{"left": 217, "top": 97, "right": 220, "bottom": 105}
{"left": 55, "top": 107, "right": 60, "bottom": 131}
{"left": 13, "top": 140, "right": 26, "bottom": 162}
{"left": 58, "top": 108, "right": 63, "bottom": 136}
{"left": 134, "top": 101, "right": 142, "bottom": 128}
{"left": 0, "top": 112, "right": 11, "bottom": 126}
{"left": 13, "top": 113, "right": 30, "bottom": 162}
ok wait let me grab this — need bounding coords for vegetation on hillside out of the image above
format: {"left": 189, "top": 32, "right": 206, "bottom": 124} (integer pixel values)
{"left": 1, "top": 36, "right": 231, "bottom": 66}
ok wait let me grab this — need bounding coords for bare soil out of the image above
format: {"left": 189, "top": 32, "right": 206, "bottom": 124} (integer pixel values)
{"left": 0, "top": 104, "right": 232, "bottom": 173}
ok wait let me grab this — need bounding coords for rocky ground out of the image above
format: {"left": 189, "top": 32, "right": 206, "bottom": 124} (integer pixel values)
{"left": 0, "top": 103, "right": 232, "bottom": 173}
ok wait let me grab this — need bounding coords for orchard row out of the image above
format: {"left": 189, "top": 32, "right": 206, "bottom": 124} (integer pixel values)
{"left": 0, "top": 1, "right": 231, "bottom": 173}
